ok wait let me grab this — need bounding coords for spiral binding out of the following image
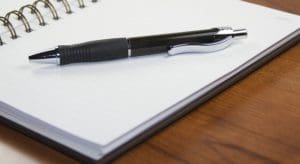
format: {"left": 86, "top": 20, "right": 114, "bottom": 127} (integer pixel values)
{"left": 0, "top": 0, "right": 98, "bottom": 46}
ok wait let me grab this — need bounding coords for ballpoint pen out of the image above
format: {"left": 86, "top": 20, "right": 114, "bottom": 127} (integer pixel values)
{"left": 29, "top": 27, "right": 247, "bottom": 65}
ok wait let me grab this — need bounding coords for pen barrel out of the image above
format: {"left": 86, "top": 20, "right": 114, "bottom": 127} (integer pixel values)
{"left": 128, "top": 28, "right": 220, "bottom": 56}
{"left": 58, "top": 38, "right": 128, "bottom": 65}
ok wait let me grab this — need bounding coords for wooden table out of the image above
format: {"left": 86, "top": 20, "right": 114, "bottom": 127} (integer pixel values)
{"left": 1, "top": 0, "right": 299, "bottom": 163}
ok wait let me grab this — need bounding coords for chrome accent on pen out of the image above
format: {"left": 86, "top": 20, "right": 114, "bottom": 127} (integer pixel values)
{"left": 128, "top": 49, "right": 132, "bottom": 57}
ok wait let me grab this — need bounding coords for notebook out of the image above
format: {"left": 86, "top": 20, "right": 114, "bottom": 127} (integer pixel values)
{"left": 0, "top": 0, "right": 299, "bottom": 163}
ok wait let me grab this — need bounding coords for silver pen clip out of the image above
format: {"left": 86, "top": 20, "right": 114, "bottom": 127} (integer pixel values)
{"left": 168, "top": 36, "right": 233, "bottom": 55}
{"left": 168, "top": 27, "right": 247, "bottom": 55}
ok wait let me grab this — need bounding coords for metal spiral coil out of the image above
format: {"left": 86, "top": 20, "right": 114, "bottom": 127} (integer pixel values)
{"left": 6, "top": 10, "right": 33, "bottom": 33}
{"left": 0, "top": 0, "right": 97, "bottom": 46}
{"left": 0, "top": 16, "right": 18, "bottom": 41}
{"left": 20, "top": 5, "right": 46, "bottom": 26}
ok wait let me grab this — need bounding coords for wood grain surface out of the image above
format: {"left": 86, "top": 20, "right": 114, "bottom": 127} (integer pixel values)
{"left": 0, "top": 1, "right": 299, "bottom": 163}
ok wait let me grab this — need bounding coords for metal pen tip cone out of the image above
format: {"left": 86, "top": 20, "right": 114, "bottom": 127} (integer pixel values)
{"left": 29, "top": 48, "right": 60, "bottom": 64}
{"left": 29, "top": 49, "right": 57, "bottom": 59}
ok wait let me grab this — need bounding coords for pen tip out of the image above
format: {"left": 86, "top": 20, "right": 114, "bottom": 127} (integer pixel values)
{"left": 29, "top": 48, "right": 60, "bottom": 64}
{"left": 29, "top": 49, "right": 58, "bottom": 60}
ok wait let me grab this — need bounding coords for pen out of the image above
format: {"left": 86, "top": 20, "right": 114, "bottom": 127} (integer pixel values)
{"left": 29, "top": 27, "right": 247, "bottom": 65}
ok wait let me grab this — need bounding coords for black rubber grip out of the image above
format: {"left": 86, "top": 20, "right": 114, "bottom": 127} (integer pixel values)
{"left": 58, "top": 38, "right": 128, "bottom": 65}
